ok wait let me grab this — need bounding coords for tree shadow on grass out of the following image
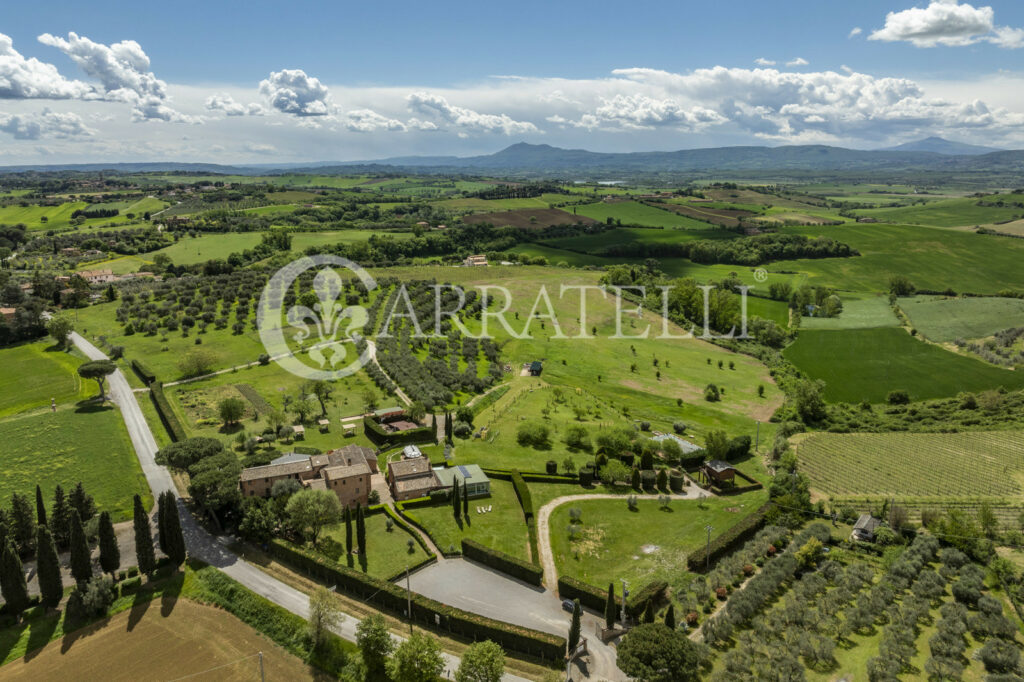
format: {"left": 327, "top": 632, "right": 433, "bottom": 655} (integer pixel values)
{"left": 73, "top": 401, "right": 114, "bottom": 415}
{"left": 358, "top": 554, "right": 368, "bottom": 574}
{"left": 160, "top": 571, "right": 184, "bottom": 617}
{"left": 125, "top": 589, "right": 152, "bottom": 632}
{"left": 60, "top": 614, "right": 110, "bottom": 655}
{"left": 23, "top": 609, "right": 59, "bottom": 662}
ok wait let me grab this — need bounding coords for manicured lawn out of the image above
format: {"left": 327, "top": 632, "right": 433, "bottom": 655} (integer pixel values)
{"left": 319, "top": 511, "right": 430, "bottom": 579}
{"left": 800, "top": 295, "right": 898, "bottom": 330}
{"left": 900, "top": 295, "right": 1024, "bottom": 342}
{"left": 0, "top": 341, "right": 89, "bottom": 417}
{"left": 549, "top": 493, "right": 769, "bottom": 588}
{"left": 0, "top": 404, "right": 151, "bottom": 521}
{"left": 574, "top": 201, "right": 712, "bottom": 228}
{"left": 784, "top": 327, "right": 1024, "bottom": 403}
{"left": 406, "top": 479, "right": 531, "bottom": 559}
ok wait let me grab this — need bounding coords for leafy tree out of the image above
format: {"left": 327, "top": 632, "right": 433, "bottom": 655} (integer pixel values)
{"left": 97, "top": 511, "right": 120, "bottom": 576}
{"left": 239, "top": 499, "right": 277, "bottom": 544}
{"left": 564, "top": 424, "right": 591, "bottom": 451}
{"left": 889, "top": 275, "right": 916, "bottom": 297}
{"left": 270, "top": 478, "right": 303, "bottom": 499}
{"left": 133, "top": 494, "right": 156, "bottom": 576}
{"left": 307, "top": 586, "right": 343, "bottom": 652}
{"left": 286, "top": 489, "right": 342, "bottom": 548}
{"left": 46, "top": 313, "right": 74, "bottom": 349}
{"left": 605, "top": 582, "right": 617, "bottom": 629}
{"left": 793, "top": 379, "right": 827, "bottom": 423}
{"left": 456, "top": 640, "right": 505, "bottom": 682}
{"left": 386, "top": 631, "right": 444, "bottom": 682}
{"left": 68, "top": 508, "right": 93, "bottom": 585}
{"left": 177, "top": 348, "right": 216, "bottom": 378}
{"left": 568, "top": 599, "right": 582, "bottom": 654}
{"left": 980, "top": 637, "right": 1020, "bottom": 673}
{"left": 599, "top": 460, "right": 631, "bottom": 486}
{"left": 305, "top": 379, "right": 334, "bottom": 417}
{"left": 187, "top": 451, "right": 242, "bottom": 528}
{"left": 0, "top": 538, "right": 29, "bottom": 618}
{"left": 794, "top": 537, "right": 823, "bottom": 570}
{"left": 356, "top": 613, "right": 394, "bottom": 676}
{"left": 703, "top": 430, "right": 729, "bottom": 461}
{"left": 36, "top": 525, "right": 63, "bottom": 609}
{"left": 218, "top": 397, "right": 246, "bottom": 426}
{"left": 68, "top": 482, "right": 96, "bottom": 523}
{"left": 77, "top": 360, "right": 117, "bottom": 401}
{"left": 155, "top": 437, "right": 225, "bottom": 470}
{"left": 516, "top": 421, "right": 550, "bottom": 448}
{"left": 10, "top": 492, "right": 35, "bottom": 555}
{"left": 617, "top": 623, "right": 702, "bottom": 682}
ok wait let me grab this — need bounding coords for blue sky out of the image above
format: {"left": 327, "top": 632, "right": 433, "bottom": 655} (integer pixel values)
{"left": 2, "top": 0, "right": 1024, "bottom": 163}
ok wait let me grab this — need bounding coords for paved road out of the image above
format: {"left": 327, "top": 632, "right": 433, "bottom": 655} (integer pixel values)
{"left": 68, "top": 332, "right": 530, "bottom": 682}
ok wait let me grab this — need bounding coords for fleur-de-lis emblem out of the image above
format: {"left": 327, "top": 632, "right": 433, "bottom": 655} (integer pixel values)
{"left": 285, "top": 267, "right": 368, "bottom": 368}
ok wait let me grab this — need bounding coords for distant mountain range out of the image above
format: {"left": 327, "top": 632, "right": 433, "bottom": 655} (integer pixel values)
{"left": 878, "top": 136, "right": 1001, "bottom": 155}
{"left": 2, "top": 138, "right": 1021, "bottom": 177}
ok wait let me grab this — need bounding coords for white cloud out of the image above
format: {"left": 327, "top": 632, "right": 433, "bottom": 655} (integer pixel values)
{"left": 786, "top": 57, "right": 809, "bottom": 66}
{"left": 754, "top": 58, "right": 776, "bottom": 66}
{"left": 205, "top": 93, "right": 264, "bottom": 116}
{"left": 36, "top": 31, "right": 196, "bottom": 121}
{"left": 0, "top": 33, "right": 94, "bottom": 100}
{"left": 849, "top": 27, "right": 863, "bottom": 38}
{"left": 406, "top": 92, "right": 537, "bottom": 135}
{"left": 244, "top": 142, "right": 276, "bottom": 154}
{"left": 567, "top": 94, "right": 727, "bottom": 131}
{"left": 344, "top": 108, "right": 406, "bottom": 132}
{"left": 258, "top": 69, "right": 332, "bottom": 116}
{"left": 0, "top": 108, "right": 94, "bottom": 139}
{"left": 869, "top": 0, "right": 1023, "bottom": 48}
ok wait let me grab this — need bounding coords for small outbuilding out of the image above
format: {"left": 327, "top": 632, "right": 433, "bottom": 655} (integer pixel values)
{"left": 318, "top": 419, "right": 330, "bottom": 433}
{"left": 702, "top": 460, "right": 736, "bottom": 483}
{"left": 852, "top": 514, "right": 882, "bottom": 542}
{"left": 435, "top": 464, "right": 491, "bottom": 498}
{"left": 529, "top": 361, "right": 543, "bottom": 376}
{"left": 292, "top": 424, "right": 305, "bottom": 440}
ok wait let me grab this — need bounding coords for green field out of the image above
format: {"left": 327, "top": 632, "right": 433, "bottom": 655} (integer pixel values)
{"left": 745, "top": 296, "right": 790, "bottom": 327}
{"left": 75, "top": 254, "right": 154, "bottom": 275}
{"left": 0, "top": 342, "right": 90, "bottom": 417}
{"left": 784, "top": 327, "right": 1024, "bottom": 402}
{"left": 775, "top": 224, "right": 1024, "bottom": 294}
{"left": 549, "top": 493, "right": 768, "bottom": 588}
{"left": 797, "top": 430, "right": 1024, "bottom": 500}
{"left": 900, "top": 295, "right": 1024, "bottom": 342}
{"left": 152, "top": 233, "right": 264, "bottom": 264}
{"left": 0, "top": 197, "right": 166, "bottom": 230}
{"left": 405, "top": 479, "right": 531, "bottom": 559}
{"left": 288, "top": 229, "right": 413, "bottom": 251}
{"left": 0, "top": 405, "right": 151, "bottom": 521}
{"left": 573, "top": 201, "right": 714, "bottom": 228}
{"left": 436, "top": 195, "right": 570, "bottom": 211}
{"left": 800, "top": 296, "right": 898, "bottom": 330}
{"left": 851, "top": 196, "right": 1024, "bottom": 227}
{"left": 540, "top": 226, "right": 732, "bottom": 254}
{"left": 319, "top": 510, "right": 430, "bottom": 578}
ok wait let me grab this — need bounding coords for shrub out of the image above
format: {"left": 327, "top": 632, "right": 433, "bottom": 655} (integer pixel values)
{"left": 704, "top": 384, "right": 720, "bottom": 402}
{"left": 453, "top": 421, "right": 472, "bottom": 438}
{"left": 258, "top": 353, "right": 271, "bottom": 365}
{"left": 150, "top": 383, "right": 186, "bottom": 441}
{"left": 887, "top": 390, "right": 910, "bottom": 405}
{"left": 673, "top": 421, "right": 687, "bottom": 434}
{"left": 545, "top": 460, "right": 557, "bottom": 474}
{"left": 626, "top": 581, "right": 668, "bottom": 620}
{"left": 516, "top": 421, "right": 550, "bottom": 448}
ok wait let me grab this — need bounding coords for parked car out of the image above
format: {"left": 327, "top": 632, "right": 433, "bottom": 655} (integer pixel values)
{"left": 561, "top": 599, "right": 575, "bottom": 612}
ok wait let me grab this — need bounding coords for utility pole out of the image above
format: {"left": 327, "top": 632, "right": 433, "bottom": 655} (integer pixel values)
{"left": 406, "top": 566, "right": 413, "bottom": 636}
{"left": 704, "top": 525, "right": 714, "bottom": 572}
{"left": 258, "top": 651, "right": 265, "bottom": 682}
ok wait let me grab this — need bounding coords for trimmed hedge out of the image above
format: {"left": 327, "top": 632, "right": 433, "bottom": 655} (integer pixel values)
{"left": 398, "top": 496, "right": 437, "bottom": 510}
{"left": 384, "top": 554, "right": 438, "bottom": 582}
{"left": 131, "top": 359, "right": 156, "bottom": 385}
{"left": 625, "top": 580, "right": 667, "bottom": 619}
{"left": 510, "top": 470, "right": 534, "bottom": 517}
{"left": 150, "top": 382, "right": 186, "bottom": 442}
{"left": 363, "top": 416, "right": 435, "bottom": 447}
{"left": 558, "top": 576, "right": 613, "bottom": 612}
{"left": 269, "top": 540, "right": 565, "bottom": 660}
{"left": 687, "top": 502, "right": 772, "bottom": 572}
{"left": 462, "top": 539, "right": 543, "bottom": 586}
{"left": 292, "top": 445, "right": 322, "bottom": 456}
{"left": 482, "top": 468, "right": 578, "bottom": 484}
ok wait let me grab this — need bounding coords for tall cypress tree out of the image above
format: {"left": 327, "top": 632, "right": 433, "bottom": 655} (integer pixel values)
{"left": 50, "top": 484, "right": 71, "bottom": 549}
{"left": 451, "top": 479, "right": 460, "bottom": 519}
{"left": 157, "top": 491, "right": 169, "bottom": 556}
{"left": 0, "top": 538, "right": 29, "bottom": 618}
{"left": 462, "top": 482, "right": 469, "bottom": 517}
{"left": 36, "top": 525, "right": 63, "bottom": 609}
{"left": 567, "top": 599, "right": 582, "bottom": 655}
{"left": 642, "top": 599, "right": 655, "bottom": 624}
{"left": 133, "top": 494, "right": 156, "bottom": 576}
{"left": 98, "top": 511, "right": 120, "bottom": 576}
{"left": 9, "top": 493, "right": 35, "bottom": 556}
{"left": 68, "top": 508, "right": 92, "bottom": 586}
{"left": 356, "top": 504, "right": 366, "bottom": 555}
{"left": 163, "top": 495, "right": 186, "bottom": 566}
{"left": 68, "top": 482, "right": 96, "bottom": 523}
{"left": 35, "top": 484, "right": 47, "bottom": 526}
{"left": 344, "top": 505, "right": 353, "bottom": 555}
{"left": 604, "top": 582, "right": 617, "bottom": 630}
{"left": 664, "top": 603, "right": 676, "bottom": 630}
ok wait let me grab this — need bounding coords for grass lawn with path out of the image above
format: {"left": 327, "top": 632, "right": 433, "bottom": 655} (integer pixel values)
{"left": 0, "top": 341, "right": 90, "bottom": 417}
{"left": 548, "top": 491, "right": 769, "bottom": 589}
{"left": 318, "top": 510, "right": 431, "bottom": 579}
{"left": 404, "top": 479, "right": 530, "bottom": 559}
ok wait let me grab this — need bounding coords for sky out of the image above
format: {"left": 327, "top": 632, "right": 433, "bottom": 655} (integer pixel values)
{"left": 2, "top": 0, "right": 1024, "bottom": 164}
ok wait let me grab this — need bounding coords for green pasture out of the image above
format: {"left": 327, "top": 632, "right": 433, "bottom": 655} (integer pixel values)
{"left": 0, "top": 341, "right": 90, "bottom": 417}
{"left": 800, "top": 296, "right": 898, "bottom": 330}
{"left": 850, "top": 196, "right": 1024, "bottom": 227}
{"left": 152, "top": 233, "right": 264, "bottom": 264}
{"left": 573, "top": 201, "right": 713, "bottom": 228}
{"left": 900, "top": 295, "right": 1024, "bottom": 342}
